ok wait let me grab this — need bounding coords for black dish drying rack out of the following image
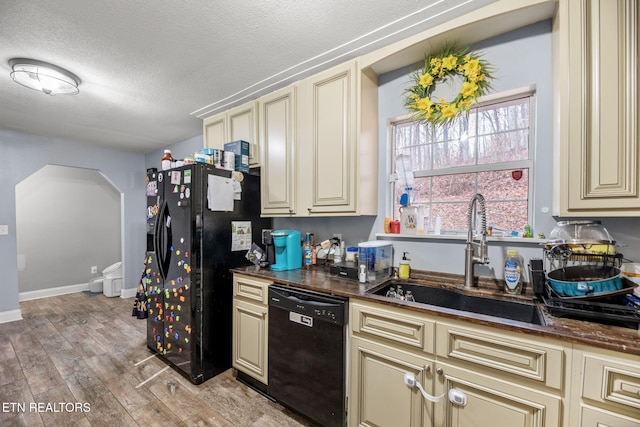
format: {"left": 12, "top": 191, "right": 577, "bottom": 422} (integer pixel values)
{"left": 540, "top": 283, "right": 640, "bottom": 328}
{"left": 530, "top": 249, "right": 640, "bottom": 329}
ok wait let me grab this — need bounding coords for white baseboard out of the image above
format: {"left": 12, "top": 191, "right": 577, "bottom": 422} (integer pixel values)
{"left": 18, "top": 283, "right": 89, "bottom": 301}
{"left": 0, "top": 309, "right": 23, "bottom": 324}
{"left": 120, "top": 287, "right": 137, "bottom": 298}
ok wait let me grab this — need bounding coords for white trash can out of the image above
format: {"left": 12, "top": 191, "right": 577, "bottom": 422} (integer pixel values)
{"left": 102, "top": 261, "right": 122, "bottom": 297}
{"left": 88, "top": 277, "right": 104, "bottom": 293}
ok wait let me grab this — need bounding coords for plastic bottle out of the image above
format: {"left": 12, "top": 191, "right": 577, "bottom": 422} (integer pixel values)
{"left": 399, "top": 252, "right": 411, "bottom": 279}
{"left": 346, "top": 247, "right": 358, "bottom": 263}
{"left": 161, "top": 150, "right": 173, "bottom": 170}
{"left": 303, "top": 233, "right": 313, "bottom": 269}
{"left": 504, "top": 249, "right": 523, "bottom": 294}
{"left": 310, "top": 233, "right": 316, "bottom": 266}
{"left": 359, "top": 263, "right": 367, "bottom": 283}
{"left": 333, "top": 243, "right": 342, "bottom": 264}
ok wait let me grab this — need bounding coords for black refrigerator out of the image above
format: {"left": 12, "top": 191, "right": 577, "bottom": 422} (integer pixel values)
{"left": 144, "top": 164, "right": 270, "bottom": 384}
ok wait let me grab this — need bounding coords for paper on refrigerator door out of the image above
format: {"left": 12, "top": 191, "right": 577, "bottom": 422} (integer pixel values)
{"left": 207, "top": 174, "right": 234, "bottom": 211}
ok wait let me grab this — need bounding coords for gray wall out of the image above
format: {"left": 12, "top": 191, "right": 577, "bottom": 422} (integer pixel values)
{"left": 145, "top": 135, "right": 203, "bottom": 171}
{"left": 0, "top": 129, "right": 146, "bottom": 314}
{"left": 16, "top": 165, "right": 121, "bottom": 292}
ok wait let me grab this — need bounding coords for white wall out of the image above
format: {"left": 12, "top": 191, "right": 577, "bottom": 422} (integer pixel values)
{"left": 0, "top": 129, "right": 146, "bottom": 316}
{"left": 16, "top": 165, "right": 121, "bottom": 292}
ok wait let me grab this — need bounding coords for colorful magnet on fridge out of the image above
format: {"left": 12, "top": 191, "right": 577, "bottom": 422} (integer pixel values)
{"left": 180, "top": 296, "right": 185, "bottom": 302}
{"left": 180, "top": 237, "right": 184, "bottom": 244}
{"left": 176, "top": 250, "right": 180, "bottom": 255}
{"left": 176, "top": 316, "right": 180, "bottom": 321}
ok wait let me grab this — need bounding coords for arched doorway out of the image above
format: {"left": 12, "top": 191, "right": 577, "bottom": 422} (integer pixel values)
{"left": 16, "top": 165, "right": 121, "bottom": 299}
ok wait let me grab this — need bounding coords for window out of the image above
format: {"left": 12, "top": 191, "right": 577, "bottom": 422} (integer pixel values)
{"left": 391, "top": 92, "right": 534, "bottom": 235}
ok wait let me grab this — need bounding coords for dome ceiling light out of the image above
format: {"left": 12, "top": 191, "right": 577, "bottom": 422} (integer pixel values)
{"left": 9, "top": 58, "right": 80, "bottom": 95}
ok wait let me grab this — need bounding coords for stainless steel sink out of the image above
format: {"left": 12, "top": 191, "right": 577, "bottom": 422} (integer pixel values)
{"left": 369, "top": 282, "right": 544, "bottom": 325}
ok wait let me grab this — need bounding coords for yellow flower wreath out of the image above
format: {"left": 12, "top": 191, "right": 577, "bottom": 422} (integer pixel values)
{"left": 404, "top": 45, "right": 494, "bottom": 126}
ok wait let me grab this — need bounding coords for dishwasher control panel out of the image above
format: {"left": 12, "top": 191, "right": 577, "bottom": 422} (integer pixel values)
{"left": 268, "top": 285, "right": 346, "bottom": 326}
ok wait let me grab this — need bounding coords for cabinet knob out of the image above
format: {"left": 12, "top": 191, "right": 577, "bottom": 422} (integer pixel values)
{"left": 423, "top": 365, "right": 431, "bottom": 373}
{"left": 436, "top": 367, "right": 444, "bottom": 376}
{"left": 261, "top": 312, "right": 267, "bottom": 318}
{"left": 289, "top": 209, "right": 294, "bottom": 214}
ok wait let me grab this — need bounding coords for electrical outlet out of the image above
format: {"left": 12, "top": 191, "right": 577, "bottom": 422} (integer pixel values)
{"left": 91, "top": 266, "right": 98, "bottom": 274}
{"left": 0, "top": 225, "right": 8, "bottom": 235}
{"left": 333, "top": 233, "right": 342, "bottom": 242}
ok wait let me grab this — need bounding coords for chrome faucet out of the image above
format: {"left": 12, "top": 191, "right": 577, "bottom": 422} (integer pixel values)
{"left": 464, "top": 193, "right": 490, "bottom": 288}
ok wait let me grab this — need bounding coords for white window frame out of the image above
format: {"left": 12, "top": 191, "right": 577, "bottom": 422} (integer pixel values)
{"left": 388, "top": 86, "right": 537, "bottom": 235}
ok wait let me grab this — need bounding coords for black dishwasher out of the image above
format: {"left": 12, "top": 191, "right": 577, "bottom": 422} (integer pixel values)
{"left": 268, "top": 285, "right": 347, "bottom": 427}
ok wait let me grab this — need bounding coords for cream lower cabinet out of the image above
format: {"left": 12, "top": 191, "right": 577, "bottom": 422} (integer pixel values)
{"left": 434, "top": 320, "right": 566, "bottom": 426}
{"left": 232, "top": 274, "right": 272, "bottom": 384}
{"left": 555, "top": 0, "right": 640, "bottom": 216}
{"left": 350, "top": 336, "right": 434, "bottom": 427}
{"left": 349, "top": 300, "right": 437, "bottom": 427}
{"left": 349, "top": 300, "right": 569, "bottom": 427}
{"left": 433, "top": 362, "right": 562, "bottom": 427}
{"left": 570, "top": 344, "right": 640, "bottom": 426}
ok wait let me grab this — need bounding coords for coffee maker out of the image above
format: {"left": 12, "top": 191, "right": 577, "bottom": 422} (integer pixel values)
{"left": 270, "top": 230, "right": 302, "bottom": 271}
{"left": 262, "top": 229, "right": 275, "bottom": 266}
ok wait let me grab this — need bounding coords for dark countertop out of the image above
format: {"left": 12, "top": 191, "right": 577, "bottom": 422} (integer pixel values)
{"left": 232, "top": 265, "right": 640, "bottom": 357}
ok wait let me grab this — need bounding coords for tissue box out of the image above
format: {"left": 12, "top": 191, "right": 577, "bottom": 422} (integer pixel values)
{"left": 224, "top": 140, "right": 250, "bottom": 172}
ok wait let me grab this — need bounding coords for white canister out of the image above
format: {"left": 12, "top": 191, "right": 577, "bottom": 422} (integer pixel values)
{"left": 223, "top": 151, "right": 235, "bottom": 171}
{"left": 400, "top": 205, "right": 418, "bottom": 234}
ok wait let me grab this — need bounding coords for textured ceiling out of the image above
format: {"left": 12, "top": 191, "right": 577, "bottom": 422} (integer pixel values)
{"left": 0, "top": 0, "right": 497, "bottom": 153}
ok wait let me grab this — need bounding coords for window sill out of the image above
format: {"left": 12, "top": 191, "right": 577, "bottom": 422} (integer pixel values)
{"left": 375, "top": 232, "right": 547, "bottom": 246}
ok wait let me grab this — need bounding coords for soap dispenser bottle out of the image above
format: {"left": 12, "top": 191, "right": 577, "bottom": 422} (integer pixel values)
{"left": 399, "top": 252, "right": 411, "bottom": 279}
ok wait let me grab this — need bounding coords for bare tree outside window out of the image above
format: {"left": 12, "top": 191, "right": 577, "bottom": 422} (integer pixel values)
{"left": 392, "top": 93, "right": 533, "bottom": 235}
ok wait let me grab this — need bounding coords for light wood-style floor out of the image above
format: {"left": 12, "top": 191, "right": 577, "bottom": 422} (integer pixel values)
{"left": 1, "top": 292, "right": 315, "bottom": 426}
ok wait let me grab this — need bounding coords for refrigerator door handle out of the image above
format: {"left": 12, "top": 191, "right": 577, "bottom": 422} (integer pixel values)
{"left": 154, "top": 200, "right": 171, "bottom": 280}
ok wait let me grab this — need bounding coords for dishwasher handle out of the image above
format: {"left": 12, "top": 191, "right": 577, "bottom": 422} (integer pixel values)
{"left": 269, "top": 286, "right": 346, "bottom": 326}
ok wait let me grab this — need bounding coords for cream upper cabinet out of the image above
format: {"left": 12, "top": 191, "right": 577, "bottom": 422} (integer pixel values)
{"left": 555, "top": 0, "right": 640, "bottom": 216}
{"left": 295, "top": 60, "right": 378, "bottom": 216}
{"left": 228, "top": 102, "right": 259, "bottom": 167}
{"left": 203, "top": 112, "right": 226, "bottom": 151}
{"left": 202, "top": 101, "right": 259, "bottom": 167}
{"left": 258, "top": 85, "right": 297, "bottom": 216}
{"left": 232, "top": 274, "right": 272, "bottom": 385}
